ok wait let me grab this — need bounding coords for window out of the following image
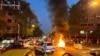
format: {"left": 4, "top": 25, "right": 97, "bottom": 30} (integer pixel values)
{"left": 81, "top": 24, "right": 87, "bottom": 26}
{"left": 80, "top": 30, "right": 85, "bottom": 34}
{"left": 97, "top": 16, "right": 100, "bottom": 19}
{"left": 97, "top": 24, "right": 100, "bottom": 26}
{"left": 81, "top": 24, "right": 93, "bottom": 26}
{"left": 88, "top": 24, "right": 93, "bottom": 26}
{"left": 7, "top": 19, "right": 12, "bottom": 23}
{"left": 8, "top": 12, "right": 12, "bottom": 15}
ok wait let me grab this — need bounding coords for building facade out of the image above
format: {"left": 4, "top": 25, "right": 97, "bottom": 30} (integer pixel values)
{"left": 0, "top": 0, "right": 20, "bottom": 37}
{"left": 71, "top": 0, "right": 100, "bottom": 37}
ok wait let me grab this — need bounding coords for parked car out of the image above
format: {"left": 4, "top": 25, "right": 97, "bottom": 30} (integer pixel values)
{"left": 0, "top": 42, "right": 12, "bottom": 54}
{"left": 89, "top": 49, "right": 100, "bottom": 56}
{"left": 82, "top": 48, "right": 100, "bottom": 56}
{"left": 0, "top": 43, "right": 11, "bottom": 49}
{"left": 0, "top": 43, "right": 4, "bottom": 50}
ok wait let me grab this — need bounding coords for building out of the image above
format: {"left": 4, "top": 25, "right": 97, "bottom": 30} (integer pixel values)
{"left": 0, "top": 0, "right": 38, "bottom": 38}
{"left": 0, "top": 12, "right": 18, "bottom": 37}
{"left": 0, "top": 0, "right": 20, "bottom": 37}
{"left": 71, "top": 0, "right": 100, "bottom": 37}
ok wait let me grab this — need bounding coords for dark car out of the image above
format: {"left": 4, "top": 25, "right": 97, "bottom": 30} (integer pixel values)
{"left": 89, "top": 49, "right": 100, "bottom": 56}
{"left": 11, "top": 40, "right": 24, "bottom": 48}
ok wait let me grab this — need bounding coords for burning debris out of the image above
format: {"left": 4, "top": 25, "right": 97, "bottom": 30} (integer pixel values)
{"left": 57, "top": 34, "right": 65, "bottom": 48}
{"left": 52, "top": 33, "right": 67, "bottom": 56}
{"left": 53, "top": 33, "right": 66, "bottom": 48}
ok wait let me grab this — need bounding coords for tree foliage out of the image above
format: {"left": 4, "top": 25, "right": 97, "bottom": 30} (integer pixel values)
{"left": 32, "top": 26, "right": 44, "bottom": 37}
{"left": 68, "top": 4, "right": 81, "bottom": 36}
{"left": 69, "top": 4, "right": 82, "bottom": 26}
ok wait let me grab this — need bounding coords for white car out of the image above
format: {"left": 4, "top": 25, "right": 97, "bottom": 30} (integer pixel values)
{"left": 35, "top": 42, "right": 54, "bottom": 53}
{"left": 0, "top": 43, "right": 10, "bottom": 50}
{"left": 0, "top": 43, "right": 4, "bottom": 49}
{"left": 43, "top": 42, "right": 54, "bottom": 53}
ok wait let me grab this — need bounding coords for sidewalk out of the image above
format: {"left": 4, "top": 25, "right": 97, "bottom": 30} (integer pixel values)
{"left": 63, "top": 45, "right": 87, "bottom": 56}
{"left": 67, "top": 44, "right": 100, "bottom": 50}
{"left": 66, "top": 44, "right": 90, "bottom": 52}
{"left": 83, "top": 44, "right": 100, "bottom": 48}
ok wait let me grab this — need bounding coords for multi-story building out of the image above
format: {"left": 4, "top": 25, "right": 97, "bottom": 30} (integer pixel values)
{"left": 0, "top": 0, "right": 20, "bottom": 37}
{"left": 0, "top": 0, "right": 39, "bottom": 38}
{"left": 72, "top": 0, "right": 100, "bottom": 37}
{"left": 0, "top": 13, "right": 18, "bottom": 37}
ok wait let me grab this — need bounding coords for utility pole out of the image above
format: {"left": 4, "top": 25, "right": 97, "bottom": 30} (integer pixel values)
{"left": 18, "top": 22, "right": 20, "bottom": 40}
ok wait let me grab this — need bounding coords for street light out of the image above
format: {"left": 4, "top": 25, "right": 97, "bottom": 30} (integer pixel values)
{"left": 87, "top": 1, "right": 98, "bottom": 21}
{"left": 32, "top": 24, "right": 35, "bottom": 28}
{"left": 93, "top": 2, "right": 97, "bottom": 5}
{"left": 90, "top": 1, "right": 98, "bottom": 8}
{"left": 31, "top": 24, "right": 36, "bottom": 37}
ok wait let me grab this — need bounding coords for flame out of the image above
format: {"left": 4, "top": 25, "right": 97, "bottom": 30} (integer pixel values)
{"left": 57, "top": 34, "right": 65, "bottom": 48}
{"left": 53, "top": 33, "right": 66, "bottom": 56}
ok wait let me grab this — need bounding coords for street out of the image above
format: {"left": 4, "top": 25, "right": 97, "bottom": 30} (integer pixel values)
{"left": 0, "top": 41, "right": 100, "bottom": 56}
{"left": 1, "top": 0, "right": 100, "bottom": 56}
{"left": 35, "top": 44, "right": 100, "bottom": 56}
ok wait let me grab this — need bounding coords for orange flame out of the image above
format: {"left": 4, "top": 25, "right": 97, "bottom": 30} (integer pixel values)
{"left": 53, "top": 33, "right": 66, "bottom": 56}
{"left": 57, "top": 34, "right": 65, "bottom": 48}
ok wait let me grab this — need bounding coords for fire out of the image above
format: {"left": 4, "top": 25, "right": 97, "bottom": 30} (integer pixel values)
{"left": 52, "top": 32, "right": 66, "bottom": 48}
{"left": 57, "top": 34, "right": 65, "bottom": 48}
{"left": 53, "top": 33, "right": 66, "bottom": 56}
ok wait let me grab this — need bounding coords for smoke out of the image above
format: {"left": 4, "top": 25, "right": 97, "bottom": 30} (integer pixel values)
{"left": 48, "top": 0, "right": 69, "bottom": 33}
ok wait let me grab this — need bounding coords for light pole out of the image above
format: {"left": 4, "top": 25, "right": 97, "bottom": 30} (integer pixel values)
{"left": 31, "top": 24, "right": 35, "bottom": 37}
{"left": 17, "top": 21, "right": 20, "bottom": 40}
{"left": 32, "top": 24, "right": 35, "bottom": 28}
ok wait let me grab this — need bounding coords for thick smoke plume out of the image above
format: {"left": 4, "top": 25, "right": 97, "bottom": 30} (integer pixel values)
{"left": 48, "top": 0, "right": 69, "bottom": 35}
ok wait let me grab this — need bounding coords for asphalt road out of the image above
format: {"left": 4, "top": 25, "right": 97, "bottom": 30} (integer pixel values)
{"left": 35, "top": 49, "right": 53, "bottom": 56}
{"left": 34, "top": 44, "right": 100, "bottom": 56}
{"left": 34, "top": 45, "right": 87, "bottom": 56}
{"left": 1, "top": 44, "right": 99, "bottom": 56}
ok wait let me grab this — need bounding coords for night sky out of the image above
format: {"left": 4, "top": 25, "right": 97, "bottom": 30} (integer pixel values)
{"left": 26, "top": 0, "right": 79, "bottom": 34}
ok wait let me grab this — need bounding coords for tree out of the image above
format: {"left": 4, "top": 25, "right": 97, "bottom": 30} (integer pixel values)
{"left": 69, "top": 5, "right": 80, "bottom": 25}
{"left": 69, "top": 4, "right": 81, "bottom": 36}
{"left": 13, "top": 0, "right": 38, "bottom": 36}
{"left": 32, "top": 26, "right": 44, "bottom": 37}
